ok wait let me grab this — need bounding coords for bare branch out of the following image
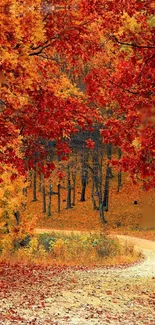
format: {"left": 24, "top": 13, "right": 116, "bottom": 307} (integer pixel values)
{"left": 112, "top": 35, "right": 155, "bottom": 49}
{"left": 29, "top": 43, "right": 52, "bottom": 56}
{"left": 109, "top": 80, "right": 139, "bottom": 95}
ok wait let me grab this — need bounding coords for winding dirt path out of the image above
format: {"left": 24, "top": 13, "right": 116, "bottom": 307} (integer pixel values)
{"left": 1, "top": 230, "right": 155, "bottom": 324}
{"left": 33, "top": 229, "right": 155, "bottom": 324}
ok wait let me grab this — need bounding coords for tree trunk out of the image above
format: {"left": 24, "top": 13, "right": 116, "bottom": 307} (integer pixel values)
{"left": 98, "top": 151, "right": 107, "bottom": 223}
{"left": 80, "top": 177, "right": 87, "bottom": 201}
{"left": 14, "top": 211, "right": 20, "bottom": 225}
{"left": 99, "top": 202, "right": 105, "bottom": 223}
{"left": 58, "top": 183, "right": 61, "bottom": 213}
{"left": 117, "top": 148, "right": 122, "bottom": 192}
{"left": 98, "top": 150, "right": 103, "bottom": 204}
{"left": 91, "top": 178, "right": 98, "bottom": 210}
{"left": 42, "top": 175, "right": 46, "bottom": 213}
{"left": 39, "top": 173, "right": 42, "bottom": 192}
{"left": 29, "top": 171, "right": 32, "bottom": 188}
{"left": 72, "top": 171, "right": 76, "bottom": 206}
{"left": 103, "top": 164, "right": 110, "bottom": 211}
{"left": 90, "top": 134, "right": 100, "bottom": 209}
{"left": 66, "top": 164, "right": 72, "bottom": 209}
{"left": 22, "top": 185, "right": 27, "bottom": 210}
{"left": 22, "top": 185, "right": 27, "bottom": 196}
{"left": 99, "top": 202, "right": 107, "bottom": 224}
{"left": 47, "top": 181, "right": 52, "bottom": 216}
{"left": 92, "top": 141, "right": 100, "bottom": 208}
{"left": 106, "top": 144, "right": 114, "bottom": 178}
{"left": 80, "top": 151, "right": 89, "bottom": 202}
{"left": 32, "top": 163, "right": 37, "bottom": 201}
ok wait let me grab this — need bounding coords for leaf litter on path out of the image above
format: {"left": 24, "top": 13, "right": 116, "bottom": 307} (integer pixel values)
{"left": 0, "top": 235, "right": 155, "bottom": 324}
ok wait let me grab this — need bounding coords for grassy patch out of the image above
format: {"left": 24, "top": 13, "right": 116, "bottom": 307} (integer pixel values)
{"left": 0, "top": 232, "right": 142, "bottom": 267}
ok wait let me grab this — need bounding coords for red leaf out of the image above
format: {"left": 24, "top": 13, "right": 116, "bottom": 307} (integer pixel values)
{"left": 85, "top": 139, "right": 95, "bottom": 149}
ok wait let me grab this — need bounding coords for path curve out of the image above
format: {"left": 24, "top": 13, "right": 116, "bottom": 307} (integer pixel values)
{"left": 107, "top": 234, "right": 155, "bottom": 278}
{"left": 1, "top": 229, "right": 155, "bottom": 324}
{"left": 33, "top": 229, "right": 155, "bottom": 324}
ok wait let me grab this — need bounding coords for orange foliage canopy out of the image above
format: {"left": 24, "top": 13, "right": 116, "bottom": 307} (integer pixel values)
{"left": 0, "top": 0, "right": 98, "bottom": 173}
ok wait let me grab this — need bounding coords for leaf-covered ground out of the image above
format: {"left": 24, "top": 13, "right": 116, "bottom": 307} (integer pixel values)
{"left": 25, "top": 179, "right": 155, "bottom": 242}
{"left": 0, "top": 236, "right": 155, "bottom": 324}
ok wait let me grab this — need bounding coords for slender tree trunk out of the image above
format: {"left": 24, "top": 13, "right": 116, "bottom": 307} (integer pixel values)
{"left": 22, "top": 178, "right": 27, "bottom": 196}
{"left": 98, "top": 165, "right": 104, "bottom": 220}
{"left": 80, "top": 151, "right": 89, "bottom": 202}
{"left": 47, "top": 181, "right": 52, "bottom": 216}
{"left": 103, "top": 164, "right": 110, "bottom": 211}
{"left": 14, "top": 211, "right": 20, "bottom": 225}
{"left": 80, "top": 177, "right": 87, "bottom": 201}
{"left": 42, "top": 185, "right": 46, "bottom": 213}
{"left": 66, "top": 164, "right": 72, "bottom": 209}
{"left": 32, "top": 163, "right": 37, "bottom": 201}
{"left": 39, "top": 173, "right": 42, "bottom": 192}
{"left": 91, "top": 178, "right": 98, "bottom": 210}
{"left": 29, "top": 171, "right": 32, "bottom": 188}
{"left": 98, "top": 150, "right": 107, "bottom": 223}
{"left": 22, "top": 188, "right": 27, "bottom": 196}
{"left": 106, "top": 144, "right": 114, "bottom": 178}
{"left": 117, "top": 148, "right": 122, "bottom": 192}
{"left": 92, "top": 142, "right": 100, "bottom": 209}
{"left": 72, "top": 171, "right": 76, "bottom": 206}
{"left": 99, "top": 150, "right": 103, "bottom": 202}
{"left": 42, "top": 175, "right": 46, "bottom": 213}
{"left": 58, "top": 183, "right": 61, "bottom": 213}
{"left": 90, "top": 136, "right": 100, "bottom": 209}
{"left": 99, "top": 202, "right": 105, "bottom": 223}
{"left": 22, "top": 182, "right": 27, "bottom": 210}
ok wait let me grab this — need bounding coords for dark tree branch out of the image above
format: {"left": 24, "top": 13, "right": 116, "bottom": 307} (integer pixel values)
{"left": 29, "top": 20, "right": 91, "bottom": 57}
{"left": 19, "top": 125, "right": 25, "bottom": 135}
{"left": 29, "top": 43, "right": 52, "bottom": 56}
{"left": 0, "top": 99, "right": 7, "bottom": 106}
{"left": 112, "top": 35, "right": 155, "bottom": 49}
{"left": 30, "top": 40, "right": 49, "bottom": 51}
{"left": 109, "top": 80, "right": 140, "bottom": 95}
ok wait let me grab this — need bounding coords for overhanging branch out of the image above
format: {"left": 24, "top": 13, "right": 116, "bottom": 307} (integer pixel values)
{"left": 112, "top": 35, "right": 155, "bottom": 49}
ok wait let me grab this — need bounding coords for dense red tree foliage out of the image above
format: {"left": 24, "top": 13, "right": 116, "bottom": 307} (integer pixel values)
{"left": 0, "top": 0, "right": 154, "bottom": 188}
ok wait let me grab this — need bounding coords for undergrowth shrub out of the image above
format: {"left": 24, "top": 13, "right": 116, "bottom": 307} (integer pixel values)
{"left": 0, "top": 232, "right": 141, "bottom": 266}
{"left": 14, "top": 235, "right": 31, "bottom": 249}
{"left": 39, "top": 233, "right": 56, "bottom": 251}
{"left": 36, "top": 233, "right": 140, "bottom": 265}
{"left": 93, "top": 236, "right": 119, "bottom": 257}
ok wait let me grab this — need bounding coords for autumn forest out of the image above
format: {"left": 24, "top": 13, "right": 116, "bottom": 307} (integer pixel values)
{"left": 0, "top": 1, "right": 155, "bottom": 324}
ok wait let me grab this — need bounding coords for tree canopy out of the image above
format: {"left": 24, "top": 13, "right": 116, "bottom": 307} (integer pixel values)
{"left": 0, "top": 0, "right": 154, "bottom": 189}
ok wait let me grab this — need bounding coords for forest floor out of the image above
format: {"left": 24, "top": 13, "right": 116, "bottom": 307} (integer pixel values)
{"left": 1, "top": 178, "right": 154, "bottom": 323}
{"left": 0, "top": 235, "right": 155, "bottom": 325}
{"left": 28, "top": 180, "right": 155, "bottom": 242}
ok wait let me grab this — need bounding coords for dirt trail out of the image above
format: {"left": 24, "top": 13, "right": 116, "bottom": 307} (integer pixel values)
{"left": 1, "top": 230, "right": 155, "bottom": 324}
{"left": 115, "top": 234, "right": 155, "bottom": 252}
{"left": 34, "top": 228, "right": 100, "bottom": 235}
